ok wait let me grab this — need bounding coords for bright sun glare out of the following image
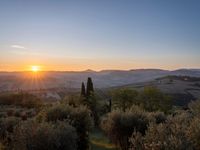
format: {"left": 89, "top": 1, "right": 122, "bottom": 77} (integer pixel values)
{"left": 31, "top": 66, "right": 40, "bottom": 72}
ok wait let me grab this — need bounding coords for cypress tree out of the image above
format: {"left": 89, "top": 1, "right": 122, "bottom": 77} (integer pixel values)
{"left": 81, "top": 82, "right": 86, "bottom": 97}
{"left": 86, "top": 77, "right": 94, "bottom": 97}
{"left": 109, "top": 98, "right": 112, "bottom": 112}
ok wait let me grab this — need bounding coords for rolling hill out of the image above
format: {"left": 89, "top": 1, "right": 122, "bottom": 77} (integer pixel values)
{"left": 0, "top": 69, "right": 200, "bottom": 92}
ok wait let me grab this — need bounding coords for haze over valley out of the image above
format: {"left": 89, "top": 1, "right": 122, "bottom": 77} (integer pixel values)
{"left": 1, "top": 69, "right": 200, "bottom": 106}
{"left": 1, "top": 69, "right": 200, "bottom": 91}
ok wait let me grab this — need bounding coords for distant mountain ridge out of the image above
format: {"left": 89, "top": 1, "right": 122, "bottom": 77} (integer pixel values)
{"left": 0, "top": 69, "right": 200, "bottom": 91}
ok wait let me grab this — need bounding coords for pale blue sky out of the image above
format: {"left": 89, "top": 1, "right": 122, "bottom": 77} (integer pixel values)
{"left": 0, "top": 0, "right": 200, "bottom": 71}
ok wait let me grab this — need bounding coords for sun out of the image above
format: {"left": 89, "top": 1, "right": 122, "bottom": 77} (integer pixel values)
{"left": 31, "top": 66, "right": 40, "bottom": 72}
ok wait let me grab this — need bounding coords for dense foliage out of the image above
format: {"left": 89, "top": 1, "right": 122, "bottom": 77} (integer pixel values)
{"left": 100, "top": 100, "right": 200, "bottom": 150}
{"left": 13, "top": 121, "right": 77, "bottom": 150}
{"left": 0, "top": 93, "right": 43, "bottom": 108}
{"left": 111, "top": 88, "right": 138, "bottom": 112}
{"left": 130, "top": 112, "right": 193, "bottom": 150}
{"left": 80, "top": 77, "right": 100, "bottom": 126}
{"left": 45, "top": 104, "right": 93, "bottom": 150}
{"left": 111, "top": 87, "right": 172, "bottom": 113}
{"left": 101, "top": 106, "right": 149, "bottom": 150}
{"left": 139, "top": 87, "right": 172, "bottom": 112}
{"left": 0, "top": 117, "right": 20, "bottom": 148}
{"left": 86, "top": 77, "right": 94, "bottom": 97}
{"left": 0, "top": 78, "right": 200, "bottom": 150}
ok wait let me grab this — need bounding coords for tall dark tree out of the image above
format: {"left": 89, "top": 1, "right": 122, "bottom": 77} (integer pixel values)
{"left": 108, "top": 98, "right": 112, "bottom": 112}
{"left": 86, "top": 77, "right": 94, "bottom": 97}
{"left": 81, "top": 82, "right": 86, "bottom": 97}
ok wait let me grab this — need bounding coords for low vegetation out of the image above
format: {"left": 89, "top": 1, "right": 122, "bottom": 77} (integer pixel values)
{"left": 111, "top": 87, "right": 172, "bottom": 113}
{"left": 0, "top": 92, "right": 43, "bottom": 108}
{"left": 101, "top": 107, "right": 149, "bottom": 150}
{"left": 13, "top": 121, "right": 77, "bottom": 150}
{"left": 0, "top": 77, "right": 200, "bottom": 150}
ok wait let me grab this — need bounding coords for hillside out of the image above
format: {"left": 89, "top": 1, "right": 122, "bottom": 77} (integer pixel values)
{"left": 117, "top": 75, "right": 200, "bottom": 106}
{"left": 0, "top": 69, "right": 200, "bottom": 92}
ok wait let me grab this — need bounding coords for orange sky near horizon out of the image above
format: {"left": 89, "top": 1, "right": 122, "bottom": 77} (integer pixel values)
{"left": 1, "top": 50, "right": 199, "bottom": 72}
{"left": 0, "top": 59, "right": 199, "bottom": 72}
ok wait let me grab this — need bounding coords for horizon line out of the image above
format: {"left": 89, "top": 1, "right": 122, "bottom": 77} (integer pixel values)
{"left": 0, "top": 68, "right": 199, "bottom": 73}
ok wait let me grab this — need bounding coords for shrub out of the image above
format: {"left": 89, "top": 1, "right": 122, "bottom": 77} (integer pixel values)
{"left": 0, "top": 117, "right": 20, "bottom": 139}
{"left": 35, "top": 109, "right": 47, "bottom": 123}
{"left": 188, "top": 100, "right": 200, "bottom": 116}
{"left": 69, "top": 106, "right": 92, "bottom": 150}
{"left": 187, "top": 117, "right": 200, "bottom": 149}
{"left": 61, "top": 94, "right": 81, "bottom": 107}
{"left": 45, "top": 104, "right": 93, "bottom": 150}
{"left": 12, "top": 121, "right": 77, "bottom": 150}
{"left": 0, "top": 117, "right": 20, "bottom": 148}
{"left": 130, "top": 112, "right": 193, "bottom": 150}
{"left": 14, "top": 110, "right": 21, "bottom": 117}
{"left": 26, "top": 110, "right": 37, "bottom": 118}
{"left": 111, "top": 88, "right": 138, "bottom": 112}
{"left": 101, "top": 109, "right": 149, "bottom": 150}
{"left": 148, "top": 111, "right": 167, "bottom": 124}
{"left": 20, "top": 112, "right": 28, "bottom": 121}
{"left": 46, "top": 104, "right": 72, "bottom": 122}
{"left": 0, "top": 113, "right": 6, "bottom": 118}
{"left": 7, "top": 109, "right": 14, "bottom": 117}
{"left": 0, "top": 93, "right": 43, "bottom": 108}
{"left": 139, "top": 87, "right": 172, "bottom": 113}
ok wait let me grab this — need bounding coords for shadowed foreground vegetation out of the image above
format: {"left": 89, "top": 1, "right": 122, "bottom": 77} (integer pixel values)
{"left": 0, "top": 78, "right": 200, "bottom": 150}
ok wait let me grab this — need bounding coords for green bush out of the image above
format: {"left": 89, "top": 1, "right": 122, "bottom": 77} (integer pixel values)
{"left": 148, "top": 111, "right": 167, "bottom": 124}
{"left": 188, "top": 100, "right": 200, "bottom": 116}
{"left": 12, "top": 121, "right": 77, "bottom": 150}
{"left": 0, "top": 117, "right": 20, "bottom": 148}
{"left": 110, "top": 87, "right": 172, "bottom": 113}
{"left": 46, "top": 104, "right": 72, "bottom": 122}
{"left": 130, "top": 112, "right": 193, "bottom": 150}
{"left": 139, "top": 87, "right": 172, "bottom": 113}
{"left": 0, "top": 93, "right": 43, "bottom": 108}
{"left": 14, "top": 110, "right": 21, "bottom": 117}
{"left": 0, "top": 117, "right": 20, "bottom": 139}
{"left": 6, "top": 109, "right": 14, "bottom": 117}
{"left": 111, "top": 88, "right": 138, "bottom": 112}
{"left": 45, "top": 104, "right": 93, "bottom": 150}
{"left": 61, "top": 94, "right": 81, "bottom": 107}
{"left": 101, "top": 108, "right": 149, "bottom": 150}
{"left": 187, "top": 117, "right": 200, "bottom": 149}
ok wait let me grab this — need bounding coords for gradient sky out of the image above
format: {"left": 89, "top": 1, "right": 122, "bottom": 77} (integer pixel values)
{"left": 0, "top": 0, "right": 200, "bottom": 71}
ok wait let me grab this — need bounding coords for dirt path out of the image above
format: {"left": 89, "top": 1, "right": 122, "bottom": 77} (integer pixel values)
{"left": 90, "top": 128, "right": 117, "bottom": 150}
